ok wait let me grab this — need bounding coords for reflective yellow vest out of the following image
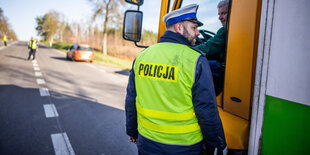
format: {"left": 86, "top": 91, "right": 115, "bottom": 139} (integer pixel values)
{"left": 3, "top": 36, "right": 7, "bottom": 42}
{"left": 29, "top": 40, "right": 37, "bottom": 49}
{"left": 134, "top": 43, "right": 203, "bottom": 145}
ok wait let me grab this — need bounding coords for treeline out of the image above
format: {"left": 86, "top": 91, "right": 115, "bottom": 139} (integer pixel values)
{"left": 36, "top": 0, "right": 157, "bottom": 60}
{"left": 0, "top": 8, "right": 17, "bottom": 40}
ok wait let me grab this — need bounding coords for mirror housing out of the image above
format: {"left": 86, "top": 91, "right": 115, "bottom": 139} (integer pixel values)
{"left": 123, "top": 10, "right": 143, "bottom": 42}
{"left": 125, "top": 0, "right": 143, "bottom": 6}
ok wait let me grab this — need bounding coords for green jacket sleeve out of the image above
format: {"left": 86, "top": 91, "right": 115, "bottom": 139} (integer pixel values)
{"left": 194, "top": 26, "right": 226, "bottom": 62}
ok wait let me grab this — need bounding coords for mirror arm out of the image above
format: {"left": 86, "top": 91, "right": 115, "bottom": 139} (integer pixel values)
{"left": 125, "top": 0, "right": 144, "bottom": 6}
{"left": 135, "top": 42, "right": 148, "bottom": 48}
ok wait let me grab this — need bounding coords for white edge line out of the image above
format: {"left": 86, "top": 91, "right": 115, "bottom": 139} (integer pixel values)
{"left": 86, "top": 63, "right": 96, "bottom": 69}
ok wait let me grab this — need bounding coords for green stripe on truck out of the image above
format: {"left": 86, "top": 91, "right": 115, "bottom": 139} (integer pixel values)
{"left": 262, "top": 95, "right": 310, "bottom": 155}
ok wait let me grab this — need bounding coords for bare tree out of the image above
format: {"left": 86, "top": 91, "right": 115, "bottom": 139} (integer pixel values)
{"left": 58, "top": 13, "right": 66, "bottom": 42}
{"left": 71, "top": 22, "right": 81, "bottom": 43}
{"left": 44, "top": 11, "right": 60, "bottom": 46}
{"left": 78, "top": 20, "right": 87, "bottom": 43}
{"left": 89, "top": 0, "right": 125, "bottom": 55}
{"left": 35, "top": 16, "right": 45, "bottom": 39}
{"left": 63, "top": 23, "right": 73, "bottom": 42}
{"left": 0, "top": 8, "right": 17, "bottom": 40}
{"left": 35, "top": 10, "right": 60, "bottom": 46}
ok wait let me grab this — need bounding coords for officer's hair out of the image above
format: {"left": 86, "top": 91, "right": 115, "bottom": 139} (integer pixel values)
{"left": 217, "top": 0, "right": 229, "bottom": 9}
{"left": 166, "top": 24, "right": 175, "bottom": 30}
{"left": 166, "top": 21, "right": 189, "bottom": 31}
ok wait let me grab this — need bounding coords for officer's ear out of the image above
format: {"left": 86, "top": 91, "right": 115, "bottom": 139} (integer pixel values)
{"left": 174, "top": 22, "right": 183, "bottom": 35}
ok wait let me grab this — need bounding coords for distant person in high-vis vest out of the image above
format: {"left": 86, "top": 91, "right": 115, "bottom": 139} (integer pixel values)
{"left": 3, "top": 35, "right": 7, "bottom": 46}
{"left": 125, "top": 4, "right": 227, "bottom": 155}
{"left": 27, "top": 37, "right": 39, "bottom": 60}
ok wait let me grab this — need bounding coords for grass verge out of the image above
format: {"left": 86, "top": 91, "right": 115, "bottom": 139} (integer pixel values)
{"left": 41, "top": 41, "right": 133, "bottom": 69}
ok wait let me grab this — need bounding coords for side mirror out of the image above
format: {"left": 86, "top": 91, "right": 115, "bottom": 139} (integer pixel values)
{"left": 125, "top": 0, "right": 143, "bottom": 6}
{"left": 123, "top": 10, "right": 143, "bottom": 42}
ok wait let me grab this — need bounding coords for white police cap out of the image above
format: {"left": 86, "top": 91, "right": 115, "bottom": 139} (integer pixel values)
{"left": 163, "top": 4, "right": 203, "bottom": 27}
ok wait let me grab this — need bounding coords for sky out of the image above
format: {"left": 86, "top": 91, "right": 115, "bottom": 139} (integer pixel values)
{"left": 138, "top": 0, "right": 222, "bottom": 34}
{"left": 1, "top": 0, "right": 93, "bottom": 41}
{"left": 1, "top": 0, "right": 222, "bottom": 41}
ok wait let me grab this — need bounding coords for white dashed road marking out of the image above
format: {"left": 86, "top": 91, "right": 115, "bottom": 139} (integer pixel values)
{"left": 51, "top": 133, "right": 75, "bottom": 155}
{"left": 43, "top": 104, "right": 59, "bottom": 118}
{"left": 36, "top": 78, "right": 46, "bottom": 85}
{"left": 39, "top": 88, "right": 50, "bottom": 96}
{"left": 32, "top": 58, "right": 76, "bottom": 154}
{"left": 35, "top": 72, "right": 42, "bottom": 76}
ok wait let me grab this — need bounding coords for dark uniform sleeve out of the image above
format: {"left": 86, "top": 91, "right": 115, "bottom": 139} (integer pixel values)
{"left": 125, "top": 60, "right": 138, "bottom": 138}
{"left": 192, "top": 56, "right": 227, "bottom": 154}
{"left": 194, "top": 27, "right": 226, "bottom": 62}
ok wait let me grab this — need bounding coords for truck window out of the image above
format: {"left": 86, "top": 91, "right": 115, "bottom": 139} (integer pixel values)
{"left": 182, "top": 0, "right": 223, "bottom": 34}
{"left": 181, "top": 0, "right": 229, "bottom": 95}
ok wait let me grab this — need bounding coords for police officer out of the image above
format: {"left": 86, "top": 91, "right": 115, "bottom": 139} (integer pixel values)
{"left": 27, "top": 37, "right": 38, "bottom": 60}
{"left": 3, "top": 34, "right": 7, "bottom": 46}
{"left": 125, "top": 4, "right": 227, "bottom": 155}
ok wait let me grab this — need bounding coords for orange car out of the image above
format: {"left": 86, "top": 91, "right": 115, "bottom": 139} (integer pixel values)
{"left": 66, "top": 44, "right": 94, "bottom": 62}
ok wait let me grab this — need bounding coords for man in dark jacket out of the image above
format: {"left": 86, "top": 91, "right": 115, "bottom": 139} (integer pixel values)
{"left": 195, "top": 0, "right": 228, "bottom": 62}
{"left": 125, "top": 3, "right": 227, "bottom": 155}
{"left": 194, "top": 0, "right": 229, "bottom": 95}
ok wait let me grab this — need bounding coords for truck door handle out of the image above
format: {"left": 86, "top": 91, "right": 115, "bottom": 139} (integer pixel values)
{"left": 230, "top": 97, "right": 242, "bottom": 102}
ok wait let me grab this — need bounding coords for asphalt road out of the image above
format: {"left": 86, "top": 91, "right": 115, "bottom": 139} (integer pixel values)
{"left": 0, "top": 41, "right": 137, "bottom": 155}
